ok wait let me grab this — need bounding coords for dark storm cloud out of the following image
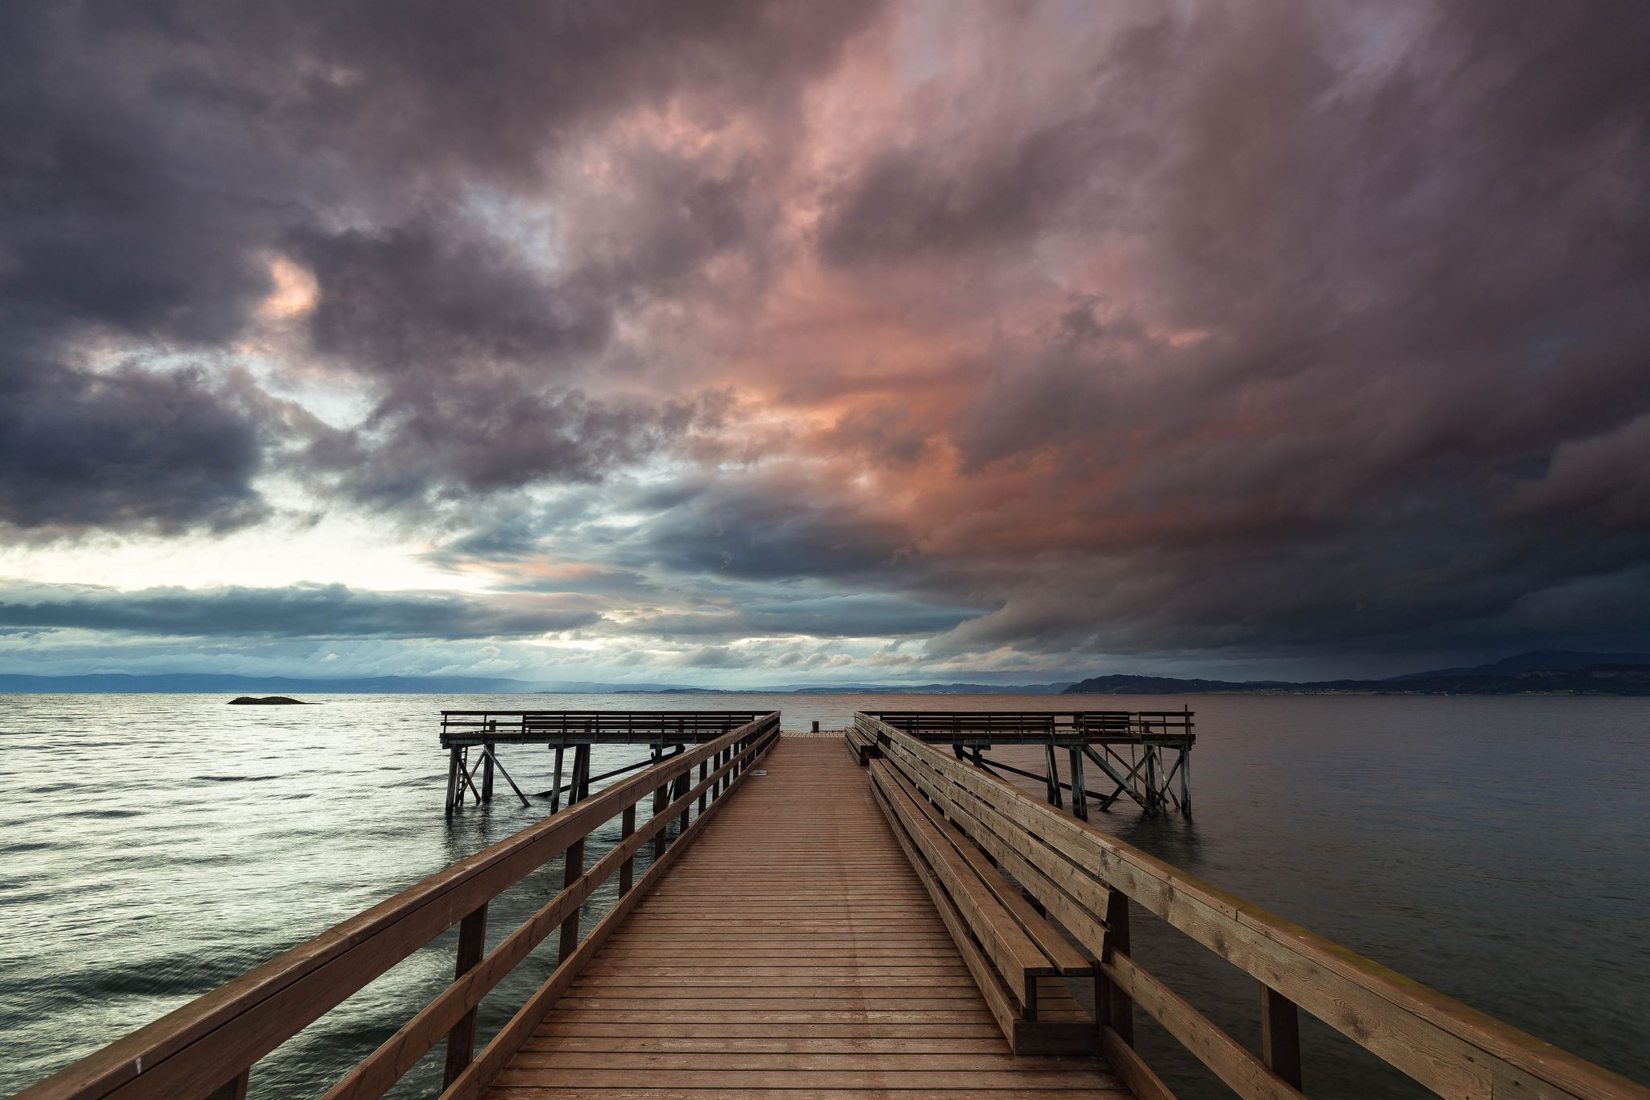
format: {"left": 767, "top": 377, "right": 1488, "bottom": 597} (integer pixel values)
{"left": 623, "top": 593, "right": 974, "bottom": 640}
{"left": 626, "top": 476, "right": 915, "bottom": 582}
{"left": 808, "top": 0, "right": 1650, "bottom": 662}
{"left": 308, "top": 383, "right": 720, "bottom": 508}
{"left": 817, "top": 105, "right": 1135, "bottom": 265}
{"left": 0, "top": 3, "right": 284, "bottom": 532}
{"left": 289, "top": 223, "right": 611, "bottom": 377}
{"left": 0, "top": 0, "right": 882, "bottom": 530}
{"left": 0, "top": 582, "right": 598, "bottom": 639}
{"left": 0, "top": 357, "right": 267, "bottom": 534}
{"left": 7, "top": 0, "right": 1650, "bottom": 673}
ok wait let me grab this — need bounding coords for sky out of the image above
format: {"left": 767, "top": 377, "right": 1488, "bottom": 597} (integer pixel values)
{"left": 2, "top": 0, "right": 1649, "bottom": 687}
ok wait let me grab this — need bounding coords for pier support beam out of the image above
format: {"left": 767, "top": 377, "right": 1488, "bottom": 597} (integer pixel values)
{"left": 1043, "top": 744, "right": 1063, "bottom": 808}
{"left": 570, "top": 744, "right": 591, "bottom": 803}
{"left": 1068, "top": 747, "right": 1088, "bottom": 821}
{"left": 549, "top": 745, "right": 564, "bottom": 812}
{"left": 480, "top": 746, "right": 531, "bottom": 808}
{"left": 446, "top": 748, "right": 485, "bottom": 817}
{"left": 444, "top": 748, "right": 461, "bottom": 818}
{"left": 1179, "top": 746, "right": 1192, "bottom": 817}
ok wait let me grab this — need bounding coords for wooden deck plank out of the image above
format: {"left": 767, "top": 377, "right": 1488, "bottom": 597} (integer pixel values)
{"left": 481, "top": 736, "right": 1126, "bottom": 1099}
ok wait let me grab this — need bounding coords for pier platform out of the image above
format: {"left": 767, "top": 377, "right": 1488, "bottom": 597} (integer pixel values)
{"left": 485, "top": 737, "right": 1125, "bottom": 1098}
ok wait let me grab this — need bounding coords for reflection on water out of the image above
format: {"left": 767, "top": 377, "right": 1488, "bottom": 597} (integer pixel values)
{"left": 0, "top": 692, "right": 1646, "bottom": 1097}
{"left": 1115, "top": 812, "right": 1207, "bottom": 871}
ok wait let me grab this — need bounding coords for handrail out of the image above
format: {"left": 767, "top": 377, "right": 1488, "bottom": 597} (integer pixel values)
{"left": 18, "top": 712, "right": 782, "bottom": 1100}
{"left": 855, "top": 712, "right": 1649, "bottom": 1100}
{"left": 439, "top": 710, "right": 767, "bottom": 747}
{"left": 866, "top": 709, "right": 1194, "bottom": 738}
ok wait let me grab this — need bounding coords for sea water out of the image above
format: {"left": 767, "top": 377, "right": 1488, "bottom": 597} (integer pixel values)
{"left": 1, "top": 693, "right": 1646, "bottom": 1097}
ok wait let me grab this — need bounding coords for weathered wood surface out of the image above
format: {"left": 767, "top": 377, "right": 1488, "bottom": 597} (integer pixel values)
{"left": 441, "top": 711, "right": 769, "bottom": 748}
{"left": 864, "top": 710, "right": 1194, "bottom": 747}
{"left": 481, "top": 736, "right": 1128, "bottom": 1099}
{"left": 856, "top": 713, "right": 1650, "bottom": 1100}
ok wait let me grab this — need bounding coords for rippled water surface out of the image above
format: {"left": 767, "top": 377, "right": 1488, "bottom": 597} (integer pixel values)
{"left": 1, "top": 693, "right": 1646, "bottom": 1097}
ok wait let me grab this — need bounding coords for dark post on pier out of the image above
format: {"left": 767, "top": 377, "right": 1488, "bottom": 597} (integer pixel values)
{"left": 18, "top": 710, "right": 1650, "bottom": 1100}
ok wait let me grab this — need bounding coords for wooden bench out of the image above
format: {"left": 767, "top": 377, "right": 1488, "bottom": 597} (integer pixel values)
{"left": 868, "top": 756, "right": 1097, "bottom": 1054}
{"left": 843, "top": 724, "right": 880, "bottom": 764}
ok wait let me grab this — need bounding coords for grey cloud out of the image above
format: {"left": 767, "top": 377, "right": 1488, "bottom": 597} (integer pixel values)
{"left": 831, "top": 0, "right": 1650, "bottom": 662}
{"left": 624, "top": 593, "right": 975, "bottom": 640}
{"left": 0, "top": 360, "right": 267, "bottom": 533}
{"left": 308, "top": 385, "right": 717, "bottom": 509}
{"left": 0, "top": 0, "right": 883, "bottom": 531}
{"left": 0, "top": 582, "right": 598, "bottom": 639}
{"left": 1508, "top": 413, "right": 1650, "bottom": 530}
{"left": 818, "top": 108, "right": 1126, "bottom": 265}
{"left": 628, "top": 476, "right": 915, "bottom": 582}
{"left": 828, "top": 403, "right": 931, "bottom": 466}
{"left": 290, "top": 223, "right": 611, "bottom": 378}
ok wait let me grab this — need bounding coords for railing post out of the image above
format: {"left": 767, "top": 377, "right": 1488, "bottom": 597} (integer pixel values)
{"left": 674, "top": 770, "right": 691, "bottom": 834}
{"left": 618, "top": 804, "right": 636, "bottom": 896}
{"left": 1101, "top": 889, "right": 1133, "bottom": 1044}
{"left": 559, "top": 838, "right": 584, "bottom": 961}
{"left": 442, "top": 901, "right": 489, "bottom": 1087}
{"left": 1261, "top": 984, "right": 1303, "bottom": 1088}
{"left": 204, "top": 1070, "right": 248, "bottom": 1100}
{"left": 652, "top": 748, "right": 669, "bottom": 860}
{"left": 698, "top": 759, "right": 708, "bottom": 814}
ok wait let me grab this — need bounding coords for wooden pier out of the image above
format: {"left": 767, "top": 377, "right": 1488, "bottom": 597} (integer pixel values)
{"left": 488, "top": 736, "right": 1126, "bottom": 1097}
{"left": 18, "top": 711, "right": 1650, "bottom": 1100}
{"left": 439, "top": 711, "right": 767, "bottom": 817}
{"left": 865, "top": 710, "right": 1195, "bottom": 817}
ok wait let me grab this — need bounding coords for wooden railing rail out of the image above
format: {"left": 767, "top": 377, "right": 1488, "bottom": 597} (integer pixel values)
{"left": 866, "top": 709, "right": 1195, "bottom": 740}
{"left": 18, "top": 712, "right": 782, "bottom": 1100}
{"left": 438, "top": 710, "right": 767, "bottom": 746}
{"left": 854, "top": 712, "right": 1650, "bottom": 1100}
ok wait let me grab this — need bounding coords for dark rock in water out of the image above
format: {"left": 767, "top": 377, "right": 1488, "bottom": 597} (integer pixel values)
{"left": 228, "top": 695, "right": 308, "bottom": 705}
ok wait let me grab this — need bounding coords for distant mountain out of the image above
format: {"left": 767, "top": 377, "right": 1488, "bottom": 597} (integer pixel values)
{"left": 0, "top": 673, "right": 545, "bottom": 694}
{"left": 1063, "top": 652, "right": 1650, "bottom": 696}
{"left": 1385, "top": 650, "right": 1650, "bottom": 680}
{"left": 1064, "top": 674, "right": 1291, "bottom": 694}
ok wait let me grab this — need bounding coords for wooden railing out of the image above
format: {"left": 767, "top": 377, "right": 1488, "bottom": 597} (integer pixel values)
{"left": 853, "top": 713, "right": 1650, "bottom": 1100}
{"left": 866, "top": 709, "right": 1195, "bottom": 742}
{"left": 439, "top": 709, "right": 768, "bottom": 746}
{"left": 19, "top": 712, "right": 782, "bottom": 1100}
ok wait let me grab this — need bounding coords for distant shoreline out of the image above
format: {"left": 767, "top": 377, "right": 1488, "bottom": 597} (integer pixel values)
{"left": 2, "top": 650, "right": 1648, "bottom": 696}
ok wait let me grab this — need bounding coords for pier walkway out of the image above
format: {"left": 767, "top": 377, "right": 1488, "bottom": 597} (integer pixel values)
{"left": 485, "top": 736, "right": 1125, "bottom": 1098}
